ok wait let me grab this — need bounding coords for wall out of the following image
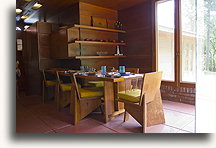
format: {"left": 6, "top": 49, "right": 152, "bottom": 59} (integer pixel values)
{"left": 118, "top": 0, "right": 153, "bottom": 73}
{"left": 118, "top": 0, "right": 195, "bottom": 104}
{"left": 161, "top": 85, "right": 195, "bottom": 105}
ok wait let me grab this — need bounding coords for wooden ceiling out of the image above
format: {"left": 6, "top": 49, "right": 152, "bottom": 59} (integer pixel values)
{"left": 16, "top": 0, "right": 147, "bottom": 25}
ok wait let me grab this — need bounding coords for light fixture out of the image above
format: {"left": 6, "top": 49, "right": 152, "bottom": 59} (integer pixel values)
{"left": 16, "top": 8, "right": 22, "bottom": 14}
{"left": 21, "top": 15, "right": 28, "bottom": 19}
{"left": 24, "top": 0, "right": 32, "bottom": 2}
{"left": 32, "top": 2, "right": 42, "bottom": 9}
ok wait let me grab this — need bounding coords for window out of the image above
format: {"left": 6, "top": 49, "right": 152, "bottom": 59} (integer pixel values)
{"left": 180, "top": 0, "right": 196, "bottom": 82}
{"left": 155, "top": 0, "right": 196, "bottom": 86}
{"left": 156, "top": 0, "right": 175, "bottom": 81}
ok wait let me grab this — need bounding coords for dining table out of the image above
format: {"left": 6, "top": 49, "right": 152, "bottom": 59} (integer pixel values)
{"left": 75, "top": 73, "right": 144, "bottom": 123}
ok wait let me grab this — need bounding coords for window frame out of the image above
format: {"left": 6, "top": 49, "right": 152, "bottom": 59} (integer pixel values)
{"left": 153, "top": 0, "right": 196, "bottom": 88}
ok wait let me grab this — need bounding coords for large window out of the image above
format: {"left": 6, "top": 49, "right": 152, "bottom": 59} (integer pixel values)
{"left": 156, "top": 0, "right": 175, "bottom": 81}
{"left": 156, "top": 0, "right": 196, "bottom": 86}
{"left": 180, "top": 0, "right": 196, "bottom": 82}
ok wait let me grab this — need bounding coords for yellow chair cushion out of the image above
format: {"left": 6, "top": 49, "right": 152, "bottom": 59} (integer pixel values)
{"left": 60, "top": 83, "right": 82, "bottom": 91}
{"left": 79, "top": 88, "right": 103, "bottom": 98}
{"left": 118, "top": 89, "right": 141, "bottom": 103}
{"left": 88, "top": 81, "right": 104, "bottom": 87}
{"left": 46, "top": 80, "right": 56, "bottom": 86}
{"left": 60, "top": 83, "right": 72, "bottom": 92}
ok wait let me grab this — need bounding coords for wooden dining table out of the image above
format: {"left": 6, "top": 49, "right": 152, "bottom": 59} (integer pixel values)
{"left": 75, "top": 74, "right": 144, "bottom": 123}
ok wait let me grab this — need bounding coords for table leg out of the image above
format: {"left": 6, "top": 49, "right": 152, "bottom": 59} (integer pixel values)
{"left": 104, "top": 81, "right": 115, "bottom": 123}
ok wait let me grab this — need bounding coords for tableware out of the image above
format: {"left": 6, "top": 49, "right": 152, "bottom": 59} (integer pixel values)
{"left": 101, "top": 66, "right": 106, "bottom": 75}
{"left": 119, "top": 66, "right": 125, "bottom": 73}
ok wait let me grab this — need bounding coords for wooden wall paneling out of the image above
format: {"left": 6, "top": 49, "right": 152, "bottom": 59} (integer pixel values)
{"left": 47, "top": 3, "right": 80, "bottom": 26}
{"left": 68, "top": 43, "right": 81, "bottom": 57}
{"left": 79, "top": 2, "right": 118, "bottom": 20}
{"left": 23, "top": 23, "right": 41, "bottom": 95}
{"left": 81, "top": 59, "right": 118, "bottom": 70}
{"left": 81, "top": 44, "right": 116, "bottom": 56}
{"left": 38, "top": 34, "right": 50, "bottom": 59}
{"left": 118, "top": 0, "right": 153, "bottom": 71}
{"left": 67, "top": 28, "right": 79, "bottom": 42}
{"left": 50, "top": 29, "right": 68, "bottom": 58}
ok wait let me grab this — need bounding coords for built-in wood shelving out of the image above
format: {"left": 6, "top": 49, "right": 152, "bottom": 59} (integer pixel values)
{"left": 69, "top": 41, "right": 126, "bottom": 45}
{"left": 75, "top": 56, "right": 127, "bottom": 59}
{"left": 67, "top": 24, "right": 126, "bottom": 33}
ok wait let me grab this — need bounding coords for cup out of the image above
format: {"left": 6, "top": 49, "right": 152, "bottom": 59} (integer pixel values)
{"left": 119, "top": 66, "right": 125, "bottom": 73}
{"left": 101, "top": 66, "right": 106, "bottom": 75}
{"left": 80, "top": 66, "right": 85, "bottom": 72}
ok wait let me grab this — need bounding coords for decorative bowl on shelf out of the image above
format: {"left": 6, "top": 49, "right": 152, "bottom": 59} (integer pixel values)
{"left": 96, "top": 51, "right": 108, "bottom": 56}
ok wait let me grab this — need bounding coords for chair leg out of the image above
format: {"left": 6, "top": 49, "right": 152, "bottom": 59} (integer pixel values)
{"left": 99, "top": 105, "right": 104, "bottom": 115}
{"left": 42, "top": 81, "right": 45, "bottom": 104}
{"left": 142, "top": 99, "right": 147, "bottom": 133}
{"left": 123, "top": 110, "right": 129, "bottom": 122}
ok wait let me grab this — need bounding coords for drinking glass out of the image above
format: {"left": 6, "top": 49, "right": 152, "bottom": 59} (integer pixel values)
{"left": 119, "top": 66, "right": 125, "bottom": 73}
{"left": 101, "top": 66, "right": 106, "bottom": 75}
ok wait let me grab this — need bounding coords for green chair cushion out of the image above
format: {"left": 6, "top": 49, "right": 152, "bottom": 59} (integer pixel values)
{"left": 46, "top": 80, "right": 56, "bottom": 86}
{"left": 79, "top": 88, "right": 103, "bottom": 98}
{"left": 88, "top": 81, "right": 104, "bottom": 87}
{"left": 118, "top": 89, "right": 141, "bottom": 103}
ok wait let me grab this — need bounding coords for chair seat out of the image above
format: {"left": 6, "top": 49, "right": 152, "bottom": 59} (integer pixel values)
{"left": 46, "top": 80, "right": 56, "bottom": 86}
{"left": 79, "top": 88, "right": 103, "bottom": 98}
{"left": 118, "top": 89, "right": 141, "bottom": 103}
{"left": 60, "top": 84, "right": 103, "bottom": 98}
{"left": 88, "top": 81, "right": 104, "bottom": 87}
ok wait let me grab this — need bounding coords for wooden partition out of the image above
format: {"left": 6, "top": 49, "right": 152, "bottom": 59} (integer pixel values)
{"left": 118, "top": 0, "right": 153, "bottom": 73}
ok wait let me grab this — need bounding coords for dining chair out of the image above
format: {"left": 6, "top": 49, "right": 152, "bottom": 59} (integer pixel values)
{"left": 118, "top": 71, "right": 165, "bottom": 133}
{"left": 125, "top": 68, "right": 139, "bottom": 74}
{"left": 56, "top": 71, "right": 74, "bottom": 111}
{"left": 69, "top": 73, "right": 104, "bottom": 125}
{"left": 42, "top": 69, "right": 58, "bottom": 104}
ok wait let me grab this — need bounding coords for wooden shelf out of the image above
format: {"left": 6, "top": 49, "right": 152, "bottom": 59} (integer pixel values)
{"left": 68, "top": 24, "right": 126, "bottom": 33}
{"left": 75, "top": 56, "right": 127, "bottom": 59}
{"left": 69, "top": 41, "right": 126, "bottom": 45}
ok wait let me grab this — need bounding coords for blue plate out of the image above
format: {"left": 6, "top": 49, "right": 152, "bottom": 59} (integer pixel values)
{"left": 121, "top": 73, "right": 131, "bottom": 76}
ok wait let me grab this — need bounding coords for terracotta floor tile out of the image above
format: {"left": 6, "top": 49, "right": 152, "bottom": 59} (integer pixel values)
{"left": 163, "top": 100, "right": 195, "bottom": 115}
{"left": 55, "top": 118, "right": 117, "bottom": 133}
{"left": 147, "top": 124, "right": 179, "bottom": 133}
{"left": 164, "top": 109, "right": 195, "bottom": 129}
{"left": 16, "top": 95, "right": 196, "bottom": 133}
{"left": 181, "top": 120, "right": 195, "bottom": 133}
{"left": 16, "top": 110, "right": 52, "bottom": 133}
{"left": 176, "top": 129, "right": 191, "bottom": 133}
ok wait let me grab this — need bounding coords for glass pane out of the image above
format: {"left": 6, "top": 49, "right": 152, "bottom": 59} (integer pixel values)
{"left": 181, "top": 0, "right": 196, "bottom": 82}
{"left": 157, "top": 0, "right": 175, "bottom": 81}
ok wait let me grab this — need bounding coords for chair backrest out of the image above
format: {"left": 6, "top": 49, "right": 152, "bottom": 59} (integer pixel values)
{"left": 126, "top": 68, "right": 140, "bottom": 74}
{"left": 69, "top": 73, "right": 81, "bottom": 100}
{"left": 42, "top": 69, "right": 57, "bottom": 82}
{"left": 140, "top": 71, "right": 162, "bottom": 103}
{"left": 56, "top": 71, "right": 71, "bottom": 84}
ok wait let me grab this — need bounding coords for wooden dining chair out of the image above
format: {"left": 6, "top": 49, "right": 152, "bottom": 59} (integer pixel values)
{"left": 42, "top": 69, "right": 58, "bottom": 104}
{"left": 125, "top": 68, "right": 140, "bottom": 74}
{"left": 69, "top": 73, "right": 103, "bottom": 125}
{"left": 118, "top": 71, "right": 165, "bottom": 133}
{"left": 56, "top": 71, "right": 73, "bottom": 111}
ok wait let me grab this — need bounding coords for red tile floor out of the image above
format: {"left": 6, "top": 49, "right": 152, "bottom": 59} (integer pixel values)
{"left": 16, "top": 94, "right": 195, "bottom": 133}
